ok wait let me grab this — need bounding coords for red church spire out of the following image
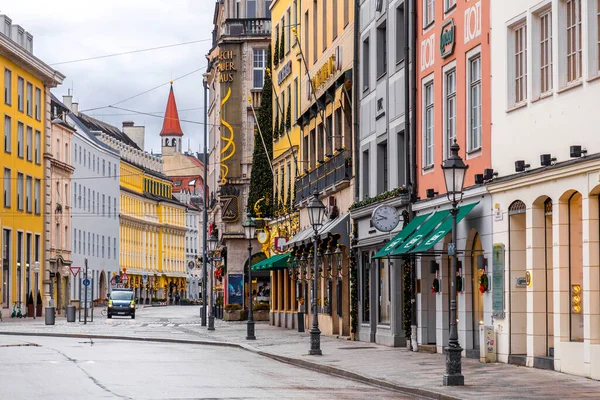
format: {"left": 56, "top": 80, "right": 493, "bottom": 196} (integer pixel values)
{"left": 160, "top": 83, "right": 184, "bottom": 137}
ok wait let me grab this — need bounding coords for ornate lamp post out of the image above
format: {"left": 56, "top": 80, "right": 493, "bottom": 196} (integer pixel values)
{"left": 207, "top": 233, "right": 218, "bottom": 331}
{"left": 441, "top": 140, "right": 468, "bottom": 386}
{"left": 307, "top": 189, "right": 326, "bottom": 355}
{"left": 243, "top": 211, "right": 257, "bottom": 340}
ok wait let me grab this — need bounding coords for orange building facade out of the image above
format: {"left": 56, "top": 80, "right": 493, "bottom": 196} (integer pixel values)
{"left": 416, "top": 0, "right": 490, "bottom": 198}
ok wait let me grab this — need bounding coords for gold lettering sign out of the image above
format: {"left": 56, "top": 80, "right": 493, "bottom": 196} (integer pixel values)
{"left": 311, "top": 55, "right": 336, "bottom": 90}
{"left": 218, "top": 51, "right": 237, "bottom": 83}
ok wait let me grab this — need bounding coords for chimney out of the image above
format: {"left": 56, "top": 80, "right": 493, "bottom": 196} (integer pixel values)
{"left": 63, "top": 89, "right": 73, "bottom": 111}
{"left": 71, "top": 102, "right": 79, "bottom": 115}
{"left": 122, "top": 121, "right": 145, "bottom": 151}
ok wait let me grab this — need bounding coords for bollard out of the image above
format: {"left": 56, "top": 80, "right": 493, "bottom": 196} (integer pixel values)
{"left": 66, "top": 305, "right": 76, "bottom": 322}
{"left": 45, "top": 307, "right": 55, "bottom": 325}
{"left": 297, "top": 311, "right": 305, "bottom": 332}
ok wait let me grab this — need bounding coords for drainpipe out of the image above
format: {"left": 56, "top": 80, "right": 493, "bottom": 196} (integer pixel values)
{"left": 353, "top": 0, "right": 360, "bottom": 203}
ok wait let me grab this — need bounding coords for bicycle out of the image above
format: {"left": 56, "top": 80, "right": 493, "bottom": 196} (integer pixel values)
{"left": 101, "top": 307, "right": 108, "bottom": 317}
{"left": 11, "top": 301, "right": 25, "bottom": 318}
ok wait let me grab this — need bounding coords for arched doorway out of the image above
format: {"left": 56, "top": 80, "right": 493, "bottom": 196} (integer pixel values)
{"left": 471, "top": 233, "right": 484, "bottom": 352}
{"left": 99, "top": 271, "right": 107, "bottom": 300}
{"left": 508, "top": 200, "right": 527, "bottom": 365}
{"left": 543, "top": 198, "right": 555, "bottom": 358}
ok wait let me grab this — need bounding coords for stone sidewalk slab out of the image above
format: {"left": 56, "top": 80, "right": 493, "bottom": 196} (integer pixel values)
{"left": 1, "top": 307, "right": 600, "bottom": 399}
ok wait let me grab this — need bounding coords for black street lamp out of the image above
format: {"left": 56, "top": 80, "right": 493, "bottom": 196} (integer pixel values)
{"left": 307, "top": 189, "right": 326, "bottom": 355}
{"left": 441, "top": 140, "right": 468, "bottom": 386}
{"left": 243, "top": 211, "right": 257, "bottom": 340}
{"left": 207, "top": 233, "right": 219, "bottom": 331}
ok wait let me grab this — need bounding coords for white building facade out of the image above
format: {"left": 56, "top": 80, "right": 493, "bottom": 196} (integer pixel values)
{"left": 489, "top": 0, "right": 600, "bottom": 380}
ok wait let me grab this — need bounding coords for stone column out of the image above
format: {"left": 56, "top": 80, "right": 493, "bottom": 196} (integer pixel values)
{"left": 552, "top": 198, "right": 571, "bottom": 372}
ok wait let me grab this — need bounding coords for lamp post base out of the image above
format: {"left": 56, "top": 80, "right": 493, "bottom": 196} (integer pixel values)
{"left": 246, "top": 320, "right": 256, "bottom": 340}
{"left": 443, "top": 346, "right": 464, "bottom": 386}
{"left": 309, "top": 326, "right": 322, "bottom": 355}
{"left": 208, "top": 315, "right": 215, "bottom": 331}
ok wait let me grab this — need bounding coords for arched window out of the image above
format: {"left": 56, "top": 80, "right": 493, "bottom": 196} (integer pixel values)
{"left": 508, "top": 200, "right": 526, "bottom": 215}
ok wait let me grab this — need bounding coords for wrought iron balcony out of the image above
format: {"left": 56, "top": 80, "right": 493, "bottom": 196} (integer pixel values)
{"left": 294, "top": 150, "right": 352, "bottom": 205}
{"left": 221, "top": 18, "right": 271, "bottom": 37}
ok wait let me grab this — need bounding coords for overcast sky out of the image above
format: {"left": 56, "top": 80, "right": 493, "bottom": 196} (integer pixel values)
{"left": 4, "top": 0, "right": 213, "bottom": 154}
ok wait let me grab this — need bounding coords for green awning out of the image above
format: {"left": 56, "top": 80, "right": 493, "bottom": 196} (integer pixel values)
{"left": 390, "top": 210, "right": 451, "bottom": 256}
{"left": 251, "top": 253, "right": 290, "bottom": 271}
{"left": 409, "top": 202, "right": 479, "bottom": 254}
{"left": 373, "top": 213, "right": 431, "bottom": 259}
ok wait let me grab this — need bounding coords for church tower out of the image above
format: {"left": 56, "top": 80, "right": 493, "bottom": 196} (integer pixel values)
{"left": 160, "top": 82, "right": 184, "bottom": 153}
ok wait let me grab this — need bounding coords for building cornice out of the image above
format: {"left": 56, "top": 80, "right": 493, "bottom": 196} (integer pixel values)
{"left": 0, "top": 35, "right": 65, "bottom": 86}
{"left": 412, "top": 185, "right": 487, "bottom": 212}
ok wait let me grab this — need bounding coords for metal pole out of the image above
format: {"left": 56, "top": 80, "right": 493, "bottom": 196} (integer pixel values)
{"left": 247, "top": 239, "right": 255, "bottom": 340}
{"left": 309, "top": 229, "right": 322, "bottom": 355}
{"left": 202, "top": 78, "right": 208, "bottom": 327}
{"left": 444, "top": 201, "right": 463, "bottom": 386}
{"left": 208, "top": 255, "right": 215, "bottom": 331}
{"left": 84, "top": 258, "right": 88, "bottom": 325}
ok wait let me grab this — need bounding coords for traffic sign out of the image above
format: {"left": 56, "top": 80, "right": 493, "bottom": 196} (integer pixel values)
{"left": 121, "top": 273, "right": 128, "bottom": 283}
{"left": 110, "top": 276, "right": 116, "bottom": 285}
{"left": 69, "top": 266, "right": 81, "bottom": 277}
{"left": 83, "top": 278, "right": 91, "bottom": 287}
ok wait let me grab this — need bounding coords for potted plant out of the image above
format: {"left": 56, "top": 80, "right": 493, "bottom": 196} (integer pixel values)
{"left": 224, "top": 303, "right": 244, "bottom": 321}
{"left": 26, "top": 291, "right": 34, "bottom": 317}
{"left": 253, "top": 302, "right": 270, "bottom": 321}
{"left": 36, "top": 291, "right": 43, "bottom": 317}
{"left": 55, "top": 203, "right": 62, "bottom": 213}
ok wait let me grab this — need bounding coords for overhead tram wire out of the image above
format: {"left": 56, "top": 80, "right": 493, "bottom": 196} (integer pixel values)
{"left": 50, "top": 39, "right": 213, "bottom": 66}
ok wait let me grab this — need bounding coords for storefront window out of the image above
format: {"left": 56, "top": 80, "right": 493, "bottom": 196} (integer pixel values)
{"left": 378, "top": 258, "right": 391, "bottom": 325}
{"left": 362, "top": 252, "right": 370, "bottom": 322}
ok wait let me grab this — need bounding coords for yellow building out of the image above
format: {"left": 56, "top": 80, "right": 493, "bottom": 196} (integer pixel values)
{"left": 0, "top": 18, "right": 64, "bottom": 312}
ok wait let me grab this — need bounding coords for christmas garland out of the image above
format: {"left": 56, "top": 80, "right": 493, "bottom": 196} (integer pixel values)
{"left": 349, "top": 187, "right": 409, "bottom": 211}
{"left": 349, "top": 221, "right": 359, "bottom": 335}
{"left": 431, "top": 278, "right": 440, "bottom": 293}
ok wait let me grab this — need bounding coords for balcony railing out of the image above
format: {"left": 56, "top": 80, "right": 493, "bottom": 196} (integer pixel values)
{"left": 221, "top": 18, "right": 271, "bottom": 37}
{"left": 295, "top": 150, "right": 352, "bottom": 205}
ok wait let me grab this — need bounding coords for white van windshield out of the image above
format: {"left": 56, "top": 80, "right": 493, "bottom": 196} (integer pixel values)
{"left": 111, "top": 291, "right": 133, "bottom": 301}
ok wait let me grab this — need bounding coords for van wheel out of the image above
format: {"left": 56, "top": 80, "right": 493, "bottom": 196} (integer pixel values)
{"left": 131, "top": 314, "right": 135, "bottom": 319}
{"left": 107, "top": 314, "right": 112, "bottom": 319}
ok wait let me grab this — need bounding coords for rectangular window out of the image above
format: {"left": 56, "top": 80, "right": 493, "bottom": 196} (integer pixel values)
{"left": 313, "top": 2, "right": 318, "bottom": 63}
{"left": 514, "top": 23, "right": 527, "bottom": 104}
{"left": 566, "top": 0, "right": 582, "bottom": 82}
{"left": 377, "top": 22, "right": 387, "bottom": 77}
{"left": 332, "top": 0, "right": 338, "bottom": 39}
{"left": 247, "top": 0, "right": 256, "bottom": 17}
{"left": 17, "top": 77, "right": 24, "bottom": 112}
{"left": 4, "top": 69, "right": 11, "bottom": 105}
{"left": 74, "top": 229, "right": 77, "bottom": 254}
{"left": 108, "top": 236, "right": 111, "bottom": 259}
{"left": 26, "top": 176, "right": 32, "bottom": 213}
{"left": 34, "top": 130, "right": 40, "bottom": 164}
{"left": 102, "top": 159, "right": 105, "bottom": 176}
{"left": 3, "top": 168, "right": 10, "bottom": 208}
{"left": 424, "top": 0, "right": 435, "bottom": 27}
{"left": 78, "top": 184, "right": 82, "bottom": 208}
{"left": 322, "top": 0, "right": 327, "bottom": 52}
{"left": 363, "top": 38, "right": 370, "bottom": 90}
{"left": 92, "top": 234, "right": 95, "bottom": 257}
{"left": 34, "top": 179, "right": 40, "bottom": 214}
{"left": 362, "top": 150, "right": 370, "bottom": 200}
{"left": 114, "top": 165, "right": 117, "bottom": 180}
{"left": 444, "top": 0, "right": 456, "bottom": 12}
{"left": 253, "top": 49, "right": 266, "bottom": 89}
{"left": 108, "top": 161, "right": 111, "bottom": 177}
{"left": 35, "top": 87, "right": 41, "bottom": 120}
{"left": 26, "top": 126, "right": 32, "bottom": 161}
{"left": 423, "top": 81, "right": 434, "bottom": 167}
{"left": 102, "top": 194, "right": 105, "bottom": 216}
{"left": 102, "top": 236, "right": 105, "bottom": 258}
{"left": 305, "top": 11, "right": 310, "bottom": 65}
{"left": 17, "top": 122, "right": 23, "bottom": 158}
{"left": 4, "top": 115, "right": 11, "bottom": 153}
{"left": 286, "top": 8, "right": 291, "bottom": 52}
{"left": 17, "top": 173, "right": 23, "bottom": 211}
{"left": 88, "top": 188, "right": 91, "bottom": 210}
{"left": 378, "top": 259, "right": 391, "bottom": 324}
{"left": 445, "top": 69, "right": 456, "bottom": 159}
{"left": 108, "top": 196, "right": 111, "bottom": 217}
{"left": 378, "top": 142, "right": 388, "bottom": 192}
{"left": 114, "top": 238, "right": 117, "bottom": 260}
{"left": 96, "top": 234, "right": 99, "bottom": 256}
{"left": 539, "top": 10, "right": 553, "bottom": 94}
{"left": 469, "top": 56, "right": 482, "bottom": 151}
{"left": 344, "top": 0, "right": 349, "bottom": 26}
{"left": 26, "top": 82, "right": 32, "bottom": 116}
{"left": 294, "top": 78, "right": 299, "bottom": 120}
{"left": 396, "top": 6, "right": 406, "bottom": 64}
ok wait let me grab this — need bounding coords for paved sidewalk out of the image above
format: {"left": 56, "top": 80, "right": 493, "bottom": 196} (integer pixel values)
{"left": 2, "top": 306, "right": 600, "bottom": 399}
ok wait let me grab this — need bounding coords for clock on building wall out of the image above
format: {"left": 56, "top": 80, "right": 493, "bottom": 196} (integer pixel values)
{"left": 257, "top": 229, "right": 270, "bottom": 244}
{"left": 371, "top": 205, "right": 400, "bottom": 232}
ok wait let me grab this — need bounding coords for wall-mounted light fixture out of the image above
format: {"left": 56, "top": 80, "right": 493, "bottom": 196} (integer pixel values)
{"left": 540, "top": 154, "right": 556, "bottom": 167}
{"left": 515, "top": 160, "right": 530, "bottom": 173}
{"left": 474, "top": 174, "right": 484, "bottom": 185}
{"left": 426, "top": 188, "right": 439, "bottom": 199}
{"left": 483, "top": 169, "right": 498, "bottom": 181}
{"left": 430, "top": 260, "right": 439, "bottom": 274}
{"left": 570, "top": 145, "right": 587, "bottom": 158}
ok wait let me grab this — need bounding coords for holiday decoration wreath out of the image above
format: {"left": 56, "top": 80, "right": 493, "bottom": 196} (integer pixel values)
{"left": 432, "top": 278, "right": 440, "bottom": 293}
{"left": 479, "top": 273, "right": 489, "bottom": 293}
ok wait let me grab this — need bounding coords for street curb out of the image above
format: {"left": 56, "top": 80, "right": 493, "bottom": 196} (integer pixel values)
{"left": 0, "top": 331, "right": 460, "bottom": 400}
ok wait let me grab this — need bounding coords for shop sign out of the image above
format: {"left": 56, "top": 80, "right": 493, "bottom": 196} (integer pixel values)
{"left": 492, "top": 244, "right": 505, "bottom": 318}
{"left": 278, "top": 60, "right": 292, "bottom": 85}
{"left": 311, "top": 54, "right": 337, "bottom": 90}
{"left": 440, "top": 19, "right": 455, "bottom": 58}
{"left": 217, "top": 50, "right": 237, "bottom": 83}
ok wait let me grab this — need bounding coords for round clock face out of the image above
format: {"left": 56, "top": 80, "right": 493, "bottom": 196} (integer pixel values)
{"left": 257, "top": 230, "right": 269, "bottom": 244}
{"left": 371, "top": 205, "right": 400, "bottom": 232}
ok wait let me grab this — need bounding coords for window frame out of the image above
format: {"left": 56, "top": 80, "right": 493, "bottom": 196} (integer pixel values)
{"left": 26, "top": 82, "right": 32, "bottom": 116}
{"left": 467, "top": 50, "right": 482, "bottom": 154}
{"left": 252, "top": 48, "right": 266, "bottom": 89}
{"left": 443, "top": 63, "right": 457, "bottom": 160}
{"left": 34, "top": 130, "right": 41, "bottom": 164}
{"left": 35, "top": 87, "right": 41, "bottom": 121}
{"left": 3, "top": 168, "right": 11, "bottom": 208}
{"left": 17, "top": 122, "right": 24, "bottom": 159}
{"left": 17, "top": 76, "right": 24, "bottom": 112}
{"left": 4, "top": 68, "right": 11, "bottom": 105}
{"left": 564, "top": 0, "right": 582, "bottom": 84}
{"left": 422, "top": 75, "right": 435, "bottom": 169}
{"left": 424, "top": 0, "right": 435, "bottom": 28}
{"left": 4, "top": 115, "right": 11, "bottom": 154}
{"left": 507, "top": 18, "right": 528, "bottom": 109}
